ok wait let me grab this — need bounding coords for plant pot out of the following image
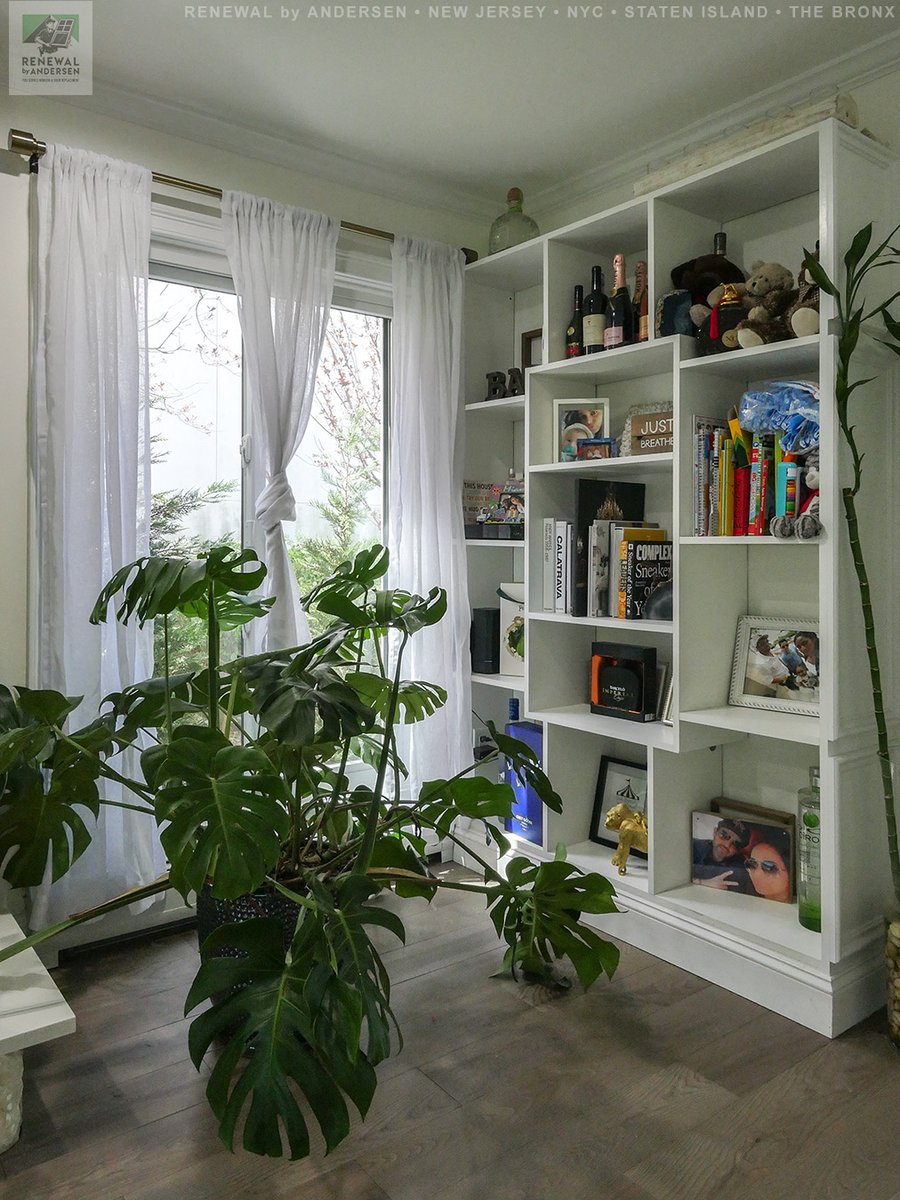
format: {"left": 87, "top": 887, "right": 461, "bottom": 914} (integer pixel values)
{"left": 886, "top": 917, "right": 900, "bottom": 1049}
{"left": 196, "top": 884, "right": 302, "bottom": 961}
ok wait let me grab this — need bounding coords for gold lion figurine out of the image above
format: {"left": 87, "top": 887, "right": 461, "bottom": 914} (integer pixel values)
{"left": 604, "top": 802, "right": 649, "bottom": 875}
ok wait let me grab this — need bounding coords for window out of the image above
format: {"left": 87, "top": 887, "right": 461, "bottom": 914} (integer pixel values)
{"left": 148, "top": 255, "right": 389, "bottom": 663}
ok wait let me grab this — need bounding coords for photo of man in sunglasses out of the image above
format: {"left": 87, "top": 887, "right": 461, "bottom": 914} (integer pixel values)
{"left": 692, "top": 816, "right": 753, "bottom": 893}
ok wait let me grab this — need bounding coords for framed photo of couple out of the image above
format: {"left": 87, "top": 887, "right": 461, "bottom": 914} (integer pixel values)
{"left": 729, "top": 616, "right": 820, "bottom": 717}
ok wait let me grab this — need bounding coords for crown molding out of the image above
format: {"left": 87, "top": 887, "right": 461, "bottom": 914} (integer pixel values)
{"left": 60, "top": 80, "right": 499, "bottom": 223}
{"left": 531, "top": 30, "right": 900, "bottom": 228}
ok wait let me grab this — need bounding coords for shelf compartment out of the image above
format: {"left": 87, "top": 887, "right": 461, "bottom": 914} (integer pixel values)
{"left": 655, "top": 883, "right": 822, "bottom": 962}
{"left": 529, "top": 453, "right": 673, "bottom": 478}
{"left": 679, "top": 335, "right": 820, "bottom": 381}
{"left": 680, "top": 705, "right": 820, "bottom": 746}
{"left": 465, "top": 396, "right": 525, "bottom": 417}
{"left": 464, "top": 237, "right": 544, "bottom": 291}
{"left": 528, "top": 611, "right": 673, "bottom": 635}
{"left": 531, "top": 704, "right": 675, "bottom": 749}
{"left": 471, "top": 672, "right": 524, "bottom": 691}
{"left": 531, "top": 336, "right": 688, "bottom": 384}
{"left": 465, "top": 539, "right": 525, "bottom": 549}
{"left": 566, "top": 839, "right": 650, "bottom": 895}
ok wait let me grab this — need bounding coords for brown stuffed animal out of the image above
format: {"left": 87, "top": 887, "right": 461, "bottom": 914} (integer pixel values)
{"left": 736, "top": 262, "right": 795, "bottom": 348}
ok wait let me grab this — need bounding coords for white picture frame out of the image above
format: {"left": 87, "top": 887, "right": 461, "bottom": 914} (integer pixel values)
{"left": 728, "top": 616, "right": 820, "bottom": 716}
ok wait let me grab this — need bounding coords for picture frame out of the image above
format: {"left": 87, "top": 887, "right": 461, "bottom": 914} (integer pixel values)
{"left": 521, "top": 328, "right": 543, "bottom": 369}
{"left": 589, "top": 755, "right": 648, "bottom": 855}
{"left": 554, "top": 398, "right": 611, "bottom": 463}
{"left": 728, "top": 616, "right": 820, "bottom": 716}
{"left": 691, "top": 810, "right": 794, "bottom": 902}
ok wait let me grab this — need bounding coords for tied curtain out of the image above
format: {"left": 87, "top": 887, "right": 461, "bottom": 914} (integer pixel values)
{"left": 222, "top": 191, "right": 339, "bottom": 650}
{"left": 30, "top": 145, "right": 161, "bottom": 926}
{"left": 389, "top": 235, "right": 471, "bottom": 799}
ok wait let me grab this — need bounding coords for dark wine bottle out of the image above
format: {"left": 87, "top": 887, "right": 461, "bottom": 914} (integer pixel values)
{"left": 633, "top": 259, "right": 649, "bottom": 343}
{"left": 604, "top": 253, "right": 634, "bottom": 349}
{"left": 565, "top": 285, "right": 584, "bottom": 357}
{"left": 582, "top": 266, "right": 608, "bottom": 354}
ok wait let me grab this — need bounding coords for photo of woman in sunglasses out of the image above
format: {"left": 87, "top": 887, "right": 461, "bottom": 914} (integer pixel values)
{"left": 692, "top": 812, "right": 793, "bottom": 904}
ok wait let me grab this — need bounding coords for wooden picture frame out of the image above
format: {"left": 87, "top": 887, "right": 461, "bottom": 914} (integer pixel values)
{"left": 589, "top": 755, "right": 648, "bottom": 854}
{"left": 728, "top": 616, "right": 820, "bottom": 716}
{"left": 521, "top": 328, "right": 543, "bottom": 369}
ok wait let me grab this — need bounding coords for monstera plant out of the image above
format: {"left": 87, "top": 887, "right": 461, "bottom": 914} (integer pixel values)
{"left": 0, "top": 544, "right": 619, "bottom": 1158}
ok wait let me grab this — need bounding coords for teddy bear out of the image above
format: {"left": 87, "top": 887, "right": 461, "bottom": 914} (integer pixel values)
{"left": 787, "top": 245, "right": 820, "bottom": 339}
{"left": 770, "top": 448, "right": 822, "bottom": 539}
{"left": 735, "top": 261, "right": 796, "bottom": 348}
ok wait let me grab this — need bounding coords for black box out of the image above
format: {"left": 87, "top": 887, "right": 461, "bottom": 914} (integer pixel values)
{"left": 590, "top": 641, "right": 657, "bottom": 722}
{"left": 471, "top": 608, "right": 500, "bottom": 673}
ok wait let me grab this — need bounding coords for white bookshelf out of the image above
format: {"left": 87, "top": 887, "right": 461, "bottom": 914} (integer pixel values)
{"left": 461, "top": 118, "right": 900, "bottom": 1037}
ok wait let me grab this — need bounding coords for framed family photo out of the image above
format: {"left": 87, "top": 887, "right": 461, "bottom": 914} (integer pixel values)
{"left": 589, "top": 755, "right": 648, "bottom": 855}
{"left": 554, "top": 398, "right": 611, "bottom": 463}
{"left": 729, "top": 616, "right": 820, "bottom": 716}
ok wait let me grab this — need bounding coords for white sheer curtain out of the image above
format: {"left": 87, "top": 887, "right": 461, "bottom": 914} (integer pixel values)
{"left": 30, "top": 144, "right": 160, "bottom": 926}
{"left": 223, "top": 191, "right": 339, "bottom": 650}
{"left": 389, "top": 235, "right": 471, "bottom": 797}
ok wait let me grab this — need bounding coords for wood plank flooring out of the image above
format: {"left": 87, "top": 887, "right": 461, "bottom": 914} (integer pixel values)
{"left": 3, "top": 864, "right": 900, "bottom": 1199}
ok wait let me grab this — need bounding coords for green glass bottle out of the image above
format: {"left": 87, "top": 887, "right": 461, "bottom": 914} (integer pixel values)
{"left": 798, "top": 766, "right": 821, "bottom": 931}
{"left": 488, "top": 187, "right": 540, "bottom": 256}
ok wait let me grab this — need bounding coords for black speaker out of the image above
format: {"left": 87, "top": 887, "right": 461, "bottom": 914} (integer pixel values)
{"left": 470, "top": 608, "right": 500, "bottom": 673}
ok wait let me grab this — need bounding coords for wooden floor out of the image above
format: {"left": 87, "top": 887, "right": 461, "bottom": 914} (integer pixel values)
{"left": 3, "top": 865, "right": 900, "bottom": 1200}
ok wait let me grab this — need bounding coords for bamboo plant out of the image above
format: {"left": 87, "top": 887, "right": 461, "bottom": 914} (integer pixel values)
{"left": 0, "top": 544, "right": 620, "bottom": 1159}
{"left": 804, "top": 222, "right": 900, "bottom": 908}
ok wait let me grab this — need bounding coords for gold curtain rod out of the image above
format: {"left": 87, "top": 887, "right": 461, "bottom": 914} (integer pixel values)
{"left": 8, "top": 128, "right": 478, "bottom": 264}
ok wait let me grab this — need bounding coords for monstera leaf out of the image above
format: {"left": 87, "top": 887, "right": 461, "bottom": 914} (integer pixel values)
{"left": 187, "top": 875, "right": 403, "bottom": 1159}
{"left": 244, "top": 658, "right": 375, "bottom": 747}
{"left": 346, "top": 673, "right": 447, "bottom": 725}
{"left": 486, "top": 856, "right": 620, "bottom": 989}
{"left": 155, "top": 727, "right": 291, "bottom": 900}
{"left": 0, "top": 772, "right": 99, "bottom": 886}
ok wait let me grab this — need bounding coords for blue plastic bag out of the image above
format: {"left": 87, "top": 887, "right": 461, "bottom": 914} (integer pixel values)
{"left": 738, "top": 380, "right": 820, "bottom": 452}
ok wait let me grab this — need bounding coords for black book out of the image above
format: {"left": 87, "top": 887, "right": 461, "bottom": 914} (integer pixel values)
{"left": 572, "top": 480, "right": 645, "bottom": 618}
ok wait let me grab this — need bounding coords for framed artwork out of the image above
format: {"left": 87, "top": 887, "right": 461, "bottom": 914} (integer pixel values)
{"left": 729, "top": 616, "right": 820, "bottom": 716}
{"left": 589, "top": 755, "right": 648, "bottom": 855}
{"left": 521, "top": 328, "right": 543, "bottom": 369}
{"left": 554, "top": 398, "right": 611, "bottom": 463}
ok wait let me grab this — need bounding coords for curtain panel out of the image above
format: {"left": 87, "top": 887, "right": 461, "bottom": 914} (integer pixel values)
{"left": 389, "top": 235, "right": 471, "bottom": 799}
{"left": 222, "top": 191, "right": 339, "bottom": 650}
{"left": 30, "top": 144, "right": 160, "bottom": 925}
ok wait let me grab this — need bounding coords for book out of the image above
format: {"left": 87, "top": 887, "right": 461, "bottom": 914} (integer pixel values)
{"left": 554, "top": 520, "right": 567, "bottom": 613}
{"left": 609, "top": 523, "right": 659, "bottom": 613}
{"left": 615, "top": 529, "right": 667, "bottom": 618}
{"left": 571, "top": 480, "right": 645, "bottom": 617}
{"left": 691, "top": 416, "right": 727, "bottom": 536}
{"left": 733, "top": 464, "right": 751, "bottom": 536}
{"left": 623, "top": 539, "right": 673, "bottom": 620}
{"left": 542, "top": 517, "right": 555, "bottom": 612}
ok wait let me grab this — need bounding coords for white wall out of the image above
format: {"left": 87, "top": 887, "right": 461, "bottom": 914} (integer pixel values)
{"left": 0, "top": 95, "right": 487, "bottom": 682}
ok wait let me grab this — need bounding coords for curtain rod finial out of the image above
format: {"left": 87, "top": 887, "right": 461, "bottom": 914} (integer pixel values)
{"left": 8, "top": 129, "right": 46, "bottom": 157}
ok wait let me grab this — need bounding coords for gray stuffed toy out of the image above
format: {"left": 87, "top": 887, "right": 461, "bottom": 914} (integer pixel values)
{"left": 770, "top": 448, "right": 822, "bottom": 539}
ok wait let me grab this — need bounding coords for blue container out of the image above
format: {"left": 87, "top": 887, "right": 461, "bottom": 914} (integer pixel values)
{"left": 503, "top": 703, "right": 543, "bottom": 845}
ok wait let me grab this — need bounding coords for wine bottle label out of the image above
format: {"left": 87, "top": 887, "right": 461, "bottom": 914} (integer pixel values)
{"left": 604, "top": 326, "right": 624, "bottom": 349}
{"left": 583, "top": 313, "right": 606, "bottom": 346}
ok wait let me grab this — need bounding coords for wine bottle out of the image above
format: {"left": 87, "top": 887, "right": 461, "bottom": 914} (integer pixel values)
{"left": 565, "top": 285, "right": 584, "bottom": 358}
{"left": 488, "top": 187, "right": 540, "bottom": 256}
{"left": 798, "top": 766, "right": 821, "bottom": 932}
{"left": 633, "top": 260, "right": 649, "bottom": 343}
{"left": 604, "top": 253, "right": 634, "bottom": 349}
{"left": 582, "top": 266, "right": 608, "bottom": 354}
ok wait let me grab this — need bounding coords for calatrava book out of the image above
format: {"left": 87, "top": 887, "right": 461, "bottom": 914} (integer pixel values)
{"left": 623, "top": 539, "right": 673, "bottom": 620}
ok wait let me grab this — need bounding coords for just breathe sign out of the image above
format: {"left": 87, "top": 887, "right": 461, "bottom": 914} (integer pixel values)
{"left": 630, "top": 411, "right": 674, "bottom": 454}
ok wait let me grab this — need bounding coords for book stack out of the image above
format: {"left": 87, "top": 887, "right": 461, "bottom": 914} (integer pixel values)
{"left": 692, "top": 415, "right": 781, "bottom": 537}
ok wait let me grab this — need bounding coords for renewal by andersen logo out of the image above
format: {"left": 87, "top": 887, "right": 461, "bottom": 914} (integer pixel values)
{"left": 22, "top": 13, "right": 81, "bottom": 53}
{"left": 8, "top": 2, "right": 93, "bottom": 94}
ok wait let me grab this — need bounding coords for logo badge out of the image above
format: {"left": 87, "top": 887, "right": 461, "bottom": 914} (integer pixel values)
{"left": 8, "top": 3, "right": 93, "bottom": 95}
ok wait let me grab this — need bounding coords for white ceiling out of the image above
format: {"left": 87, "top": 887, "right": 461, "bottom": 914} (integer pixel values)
{"left": 34, "top": 2, "right": 900, "bottom": 214}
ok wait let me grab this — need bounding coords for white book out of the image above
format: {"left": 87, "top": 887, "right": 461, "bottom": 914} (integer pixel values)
{"left": 542, "top": 517, "right": 555, "bottom": 612}
{"left": 554, "top": 519, "right": 567, "bottom": 613}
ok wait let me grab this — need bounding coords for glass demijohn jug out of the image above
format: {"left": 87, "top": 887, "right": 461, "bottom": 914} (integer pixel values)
{"left": 489, "top": 187, "right": 540, "bottom": 255}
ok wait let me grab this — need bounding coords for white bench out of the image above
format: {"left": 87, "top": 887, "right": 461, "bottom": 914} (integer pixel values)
{"left": 0, "top": 913, "right": 75, "bottom": 1151}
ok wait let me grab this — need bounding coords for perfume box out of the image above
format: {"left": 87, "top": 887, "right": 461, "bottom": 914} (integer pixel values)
{"left": 590, "top": 641, "right": 657, "bottom": 722}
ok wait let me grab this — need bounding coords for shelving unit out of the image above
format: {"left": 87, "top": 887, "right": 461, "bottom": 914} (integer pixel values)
{"left": 460, "top": 118, "right": 900, "bottom": 1037}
